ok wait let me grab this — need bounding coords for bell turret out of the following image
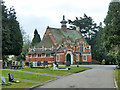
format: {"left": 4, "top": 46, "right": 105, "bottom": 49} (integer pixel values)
{"left": 60, "top": 15, "right": 67, "bottom": 32}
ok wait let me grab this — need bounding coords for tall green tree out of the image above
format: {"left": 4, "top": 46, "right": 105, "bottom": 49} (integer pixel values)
{"left": 68, "top": 14, "right": 98, "bottom": 44}
{"left": 17, "top": 29, "right": 31, "bottom": 61}
{"left": 103, "top": 0, "right": 120, "bottom": 66}
{"left": 2, "top": 1, "right": 23, "bottom": 58}
{"left": 68, "top": 14, "right": 99, "bottom": 60}
{"left": 31, "top": 29, "right": 41, "bottom": 47}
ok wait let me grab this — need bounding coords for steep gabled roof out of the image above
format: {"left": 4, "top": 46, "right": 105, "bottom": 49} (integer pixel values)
{"left": 49, "top": 27, "right": 88, "bottom": 45}
{"left": 49, "top": 28, "right": 82, "bottom": 43}
{"left": 36, "top": 34, "right": 54, "bottom": 48}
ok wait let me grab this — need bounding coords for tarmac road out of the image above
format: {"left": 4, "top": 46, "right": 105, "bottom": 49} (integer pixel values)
{"left": 37, "top": 65, "right": 117, "bottom": 88}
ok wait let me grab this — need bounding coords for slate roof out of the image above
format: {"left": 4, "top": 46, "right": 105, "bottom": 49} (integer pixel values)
{"left": 35, "top": 34, "right": 54, "bottom": 48}
{"left": 35, "top": 27, "right": 89, "bottom": 48}
{"left": 49, "top": 27, "right": 83, "bottom": 44}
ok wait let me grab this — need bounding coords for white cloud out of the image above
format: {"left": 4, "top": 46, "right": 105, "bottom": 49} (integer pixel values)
{"left": 4, "top": 0, "right": 111, "bottom": 40}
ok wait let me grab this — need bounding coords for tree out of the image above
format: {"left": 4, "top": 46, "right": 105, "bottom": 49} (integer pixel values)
{"left": 68, "top": 14, "right": 99, "bottom": 60}
{"left": 31, "top": 29, "right": 41, "bottom": 47}
{"left": 68, "top": 14, "right": 98, "bottom": 44}
{"left": 2, "top": 1, "right": 23, "bottom": 58}
{"left": 17, "top": 29, "right": 31, "bottom": 61}
{"left": 103, "top": 0, "right": 120, "bottom": 66}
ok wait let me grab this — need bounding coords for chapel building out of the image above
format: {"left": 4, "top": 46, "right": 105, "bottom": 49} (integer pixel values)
{"left": 26, "top": 16, "right": 92, "bottom": 64}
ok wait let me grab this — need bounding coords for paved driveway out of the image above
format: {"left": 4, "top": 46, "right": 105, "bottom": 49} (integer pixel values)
{"left": 37, "top": 65, "right": 117, "bottom": 88}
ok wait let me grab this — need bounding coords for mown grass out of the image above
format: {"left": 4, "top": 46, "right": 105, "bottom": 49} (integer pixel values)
{"left": 115, "top": 69, "right": 120, "bottom": 89}
{"left": 2, "top": 70, "right": 57, "bottom": 82}
{"left": 2, "top": 78, "right": 38, "bottom": 88}
{"left": 1, "top": 66, "right": 91, "bottom": 88}
{"left": 11, "top": 66, "right": 92, "bottom": 76}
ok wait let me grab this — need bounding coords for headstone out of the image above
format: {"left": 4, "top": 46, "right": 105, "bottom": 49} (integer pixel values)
{"left": 35, "top": 62, "right": 37, "bottom": 67}
{"left": 56, "top": 63, "right": 59, "bottom": 68}
{"left": 43, "top": 61, "right": 48, "bottom": 67}
{"left": 9, "top": 61, "right": 12, "bottom": 67}
{"left": 5, "top": 61, "right": 7, "bottom": 67}
{"left": 43, "top": 61, "right": 46, "bottom": 66}
{"left": 20, "top": 60, "right": 22, "bottom": 65}
{"left": 14, "top": 61, "right": 17, "bottom": 65}
{"left": 25, "top": 62, "right": 29, "bottom": 66}
{"left": 37, "top": 61, "right": 41, "bottom": 66}
{"left": 33, "top": 62, "right": 36, "bottom": 67}
{"left": 8, "top": 73, "right": 19, "bottom": 83}
{"left": 1, "top": 77, "right": 11, "bottom": 85}
{"left": 29, "top": 62, "right": 33, "bottom": 67}
{"left": 13, "top": 61, "right": 15, "bottom": 66}
{"left": 22, "top": 61, "right": 24, "bottom": 69}
{"left": 53, "top": 63, "right": 56, "bottom": 70}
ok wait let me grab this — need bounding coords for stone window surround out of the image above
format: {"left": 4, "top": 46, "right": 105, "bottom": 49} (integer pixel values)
{"left": 83, "top": 55, "right": 87, "bottom": 62}
{"left": 56, "top": 55, "right": 59, "bottom": 61}
{"left": 76, "top": 54, "right": 79, "bottom": 61}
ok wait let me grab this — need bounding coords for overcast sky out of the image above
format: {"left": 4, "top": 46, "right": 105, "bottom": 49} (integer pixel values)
{"left": 4, "top": 0, "right": 111, "bottom": 40}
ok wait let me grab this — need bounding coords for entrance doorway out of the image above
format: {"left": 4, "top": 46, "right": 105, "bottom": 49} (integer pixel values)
{"left": 66, "top": 54, "right": 71, "bottom": 66}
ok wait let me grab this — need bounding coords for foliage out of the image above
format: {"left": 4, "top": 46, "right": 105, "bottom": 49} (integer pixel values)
{"left": 103, "top": 1, "right": 120, "bottom": 66}
{"left": 2, "top": 1, "right": 23, "bottom": 57}
{"left": 68, "top": 14, "right": 100, "bottom": 61}
{"left": 115, "top": 69, "right": 120, "bottom": 89}
{"left": 31, "top": 29, "right": 41, "bottom": 47}
{"left": 17, "top": 29, "right": 31, "bottom": 61}
{"left": 68, "top": 14, "right": 98, "bottom": 43}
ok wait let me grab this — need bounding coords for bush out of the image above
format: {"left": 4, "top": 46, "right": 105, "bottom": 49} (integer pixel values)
{"left": 102, "top": 59, "right": 105, "bottom": 65}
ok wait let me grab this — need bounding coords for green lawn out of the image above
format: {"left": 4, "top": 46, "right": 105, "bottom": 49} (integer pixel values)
{"left": 2, "top": 70, "right": 57, "bottom": 82}
{"left": 2, "top": 78, "right": 38, "bottom": 89}
{"left": 11, "top": 66, "right": 91, "bottom": 76}
{"left": 1, "top": 66, "right": 91, "bottom": 88}
{"left": 115, "top": 69, "right": 120, "bottom": 89}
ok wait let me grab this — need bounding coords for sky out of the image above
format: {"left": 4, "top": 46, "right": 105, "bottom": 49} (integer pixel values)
{"left": 4, "top": 0, "right": 111, "bottom": 40}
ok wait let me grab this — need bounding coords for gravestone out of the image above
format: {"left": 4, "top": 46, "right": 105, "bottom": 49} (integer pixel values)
{"left": 53, "top": 63, "right": 56, "bottom": 70}
{"left": 14, "top": 61, "right": 17, "bottom": 65}
{"left": 13, "top": 61, "right": 15, "bottom": 66}
{"left": 37, "top": 61, "right": 41, "bottom": 66}
{"left": 20, "top": 60, "right": 22, "bottom": 64}
{"left": 25, "top": 62, "right": 29, "bottom": 66}
{"left": 5, "top": 61, "right": 8, "bottom": 67}
{"left": 8, "top": 73, "right": 19, "bottom": 83}
{"left": 33, "top": 62, "right": 36, "bottom": 67}
{"left": 1, "top": 77, "right": 11, "bottom": 85}
{"left": 29, "top": 62, "right": 33, "bottom": 67}
{"left": 56, "top": 63, "right": 59, "bottom": 68}
{"left": 8, "top": 61, "right": 12, "bottom": 67}
{"left": 43, "top": 61, "right": 48, "bottom": 67}
{"left": 33, "top": 62, "right": 37, "bottom": 67}
{"left": 22, "top": 61, "right": 24, "bottom": 69}
{"left": 35, "top": 62, "right": 37, "bottom": 67}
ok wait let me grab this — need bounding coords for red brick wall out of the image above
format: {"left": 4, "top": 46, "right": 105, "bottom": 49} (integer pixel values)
{"left": 87, "top": 55, "right": 92, "bottom": 62}
{"left": 73, "top": 55, "right": 76, "bottom": 61}
{"left": 59, "top": 54, "right": 65, "bottom": 61}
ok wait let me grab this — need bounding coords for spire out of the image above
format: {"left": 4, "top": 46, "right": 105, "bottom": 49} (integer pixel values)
{"left": 60, "top": 15, "right": 67, "bottom": 32}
